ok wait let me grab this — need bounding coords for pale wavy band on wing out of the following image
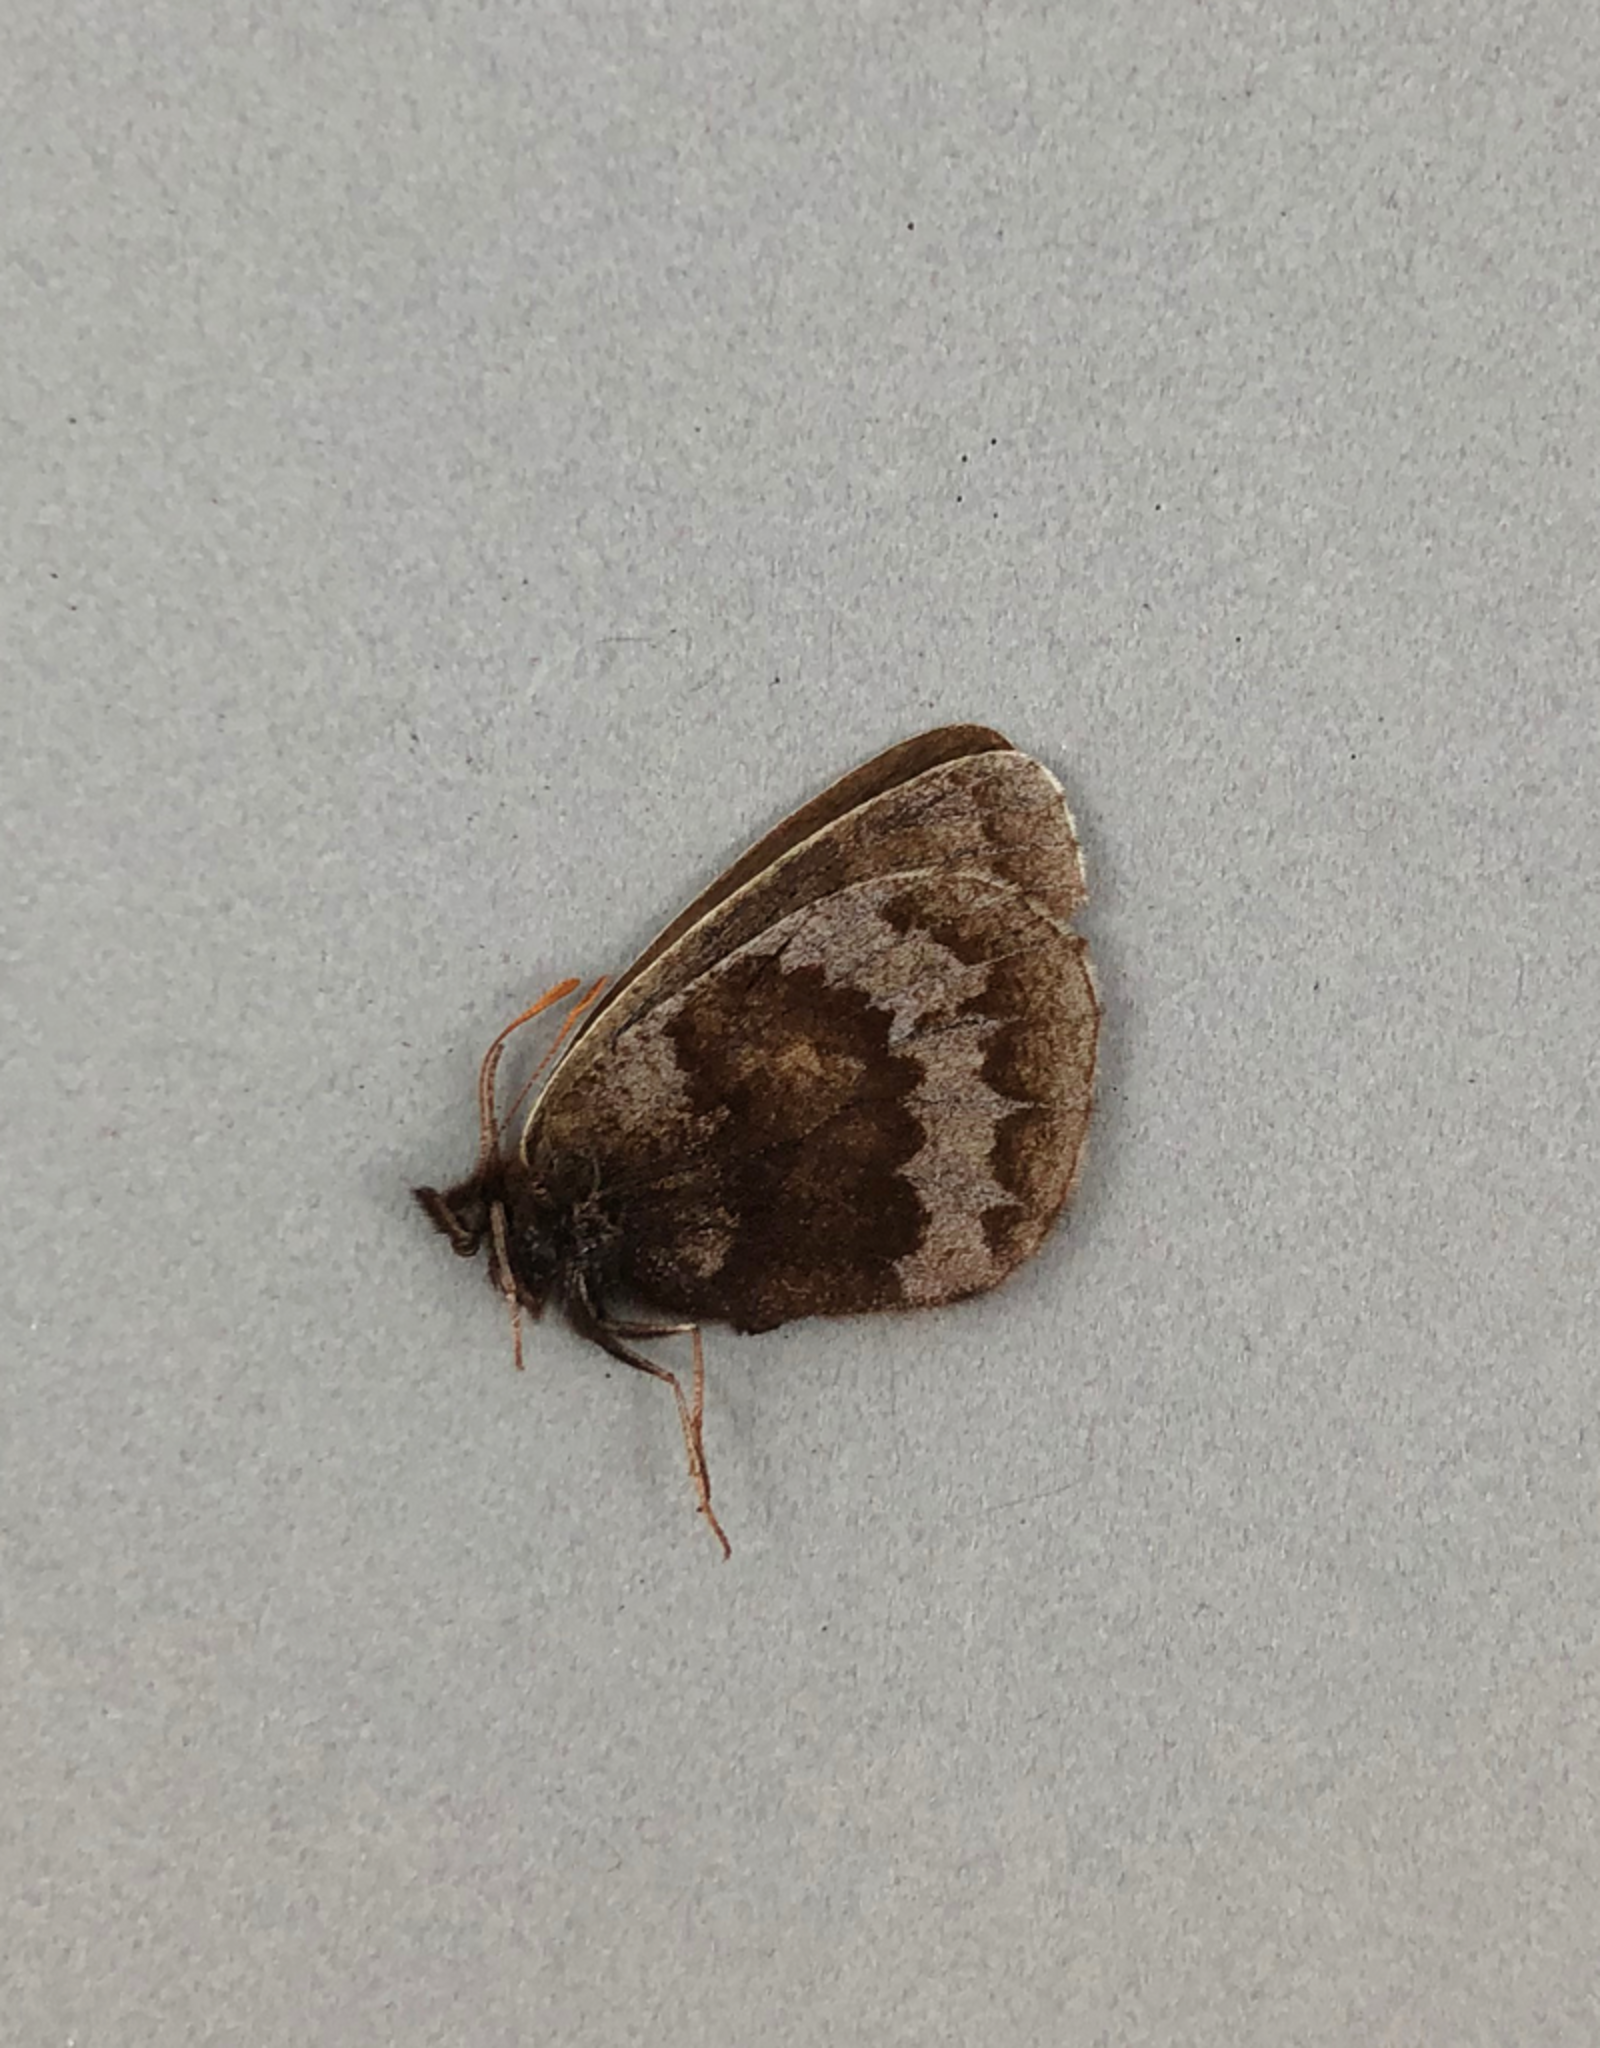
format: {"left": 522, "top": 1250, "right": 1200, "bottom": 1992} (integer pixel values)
{"left": 537, "top": 745, "right": 1088, "bottom": 1132}
{"left": 531, "top": 864, "right": 1098, "bottom": 1332}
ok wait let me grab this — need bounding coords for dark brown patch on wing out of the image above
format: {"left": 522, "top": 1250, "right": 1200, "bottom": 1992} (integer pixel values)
{"left": 981, "top": 1181, "right": 1039, "bottom": 1267}
{"left": 980, "top": 936, "right": 1095, "bottom": 1102}
{"left": 621, "top": 951, "right": 927, "bottom": 1330}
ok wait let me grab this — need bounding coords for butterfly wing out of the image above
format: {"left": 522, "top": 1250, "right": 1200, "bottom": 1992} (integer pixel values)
{"left": 552, "top": 737, "right": 1086, "bottom": 1083}
{"left": 571, "top": 724, "right": 1014, "bottom": 1045}
{"left": 528, "top": 746, "right": 1099, "bottom": 1333}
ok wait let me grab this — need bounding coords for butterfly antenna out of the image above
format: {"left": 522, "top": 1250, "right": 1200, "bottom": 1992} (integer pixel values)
{"left": 474, "top": 977, "right": 582, "bottom": 1172}
{"left": 500, "top": 975, "right": 607, "bottom": 1148}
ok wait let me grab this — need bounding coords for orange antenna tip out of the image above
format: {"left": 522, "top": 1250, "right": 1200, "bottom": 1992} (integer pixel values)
{"left": 500, "top": 975, "right": 608, "bottom": 1146}
{"left": 474, "top": 977, "right": 585, "bottom": 1170}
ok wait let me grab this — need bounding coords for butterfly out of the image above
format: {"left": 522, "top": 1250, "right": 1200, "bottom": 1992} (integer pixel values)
{"left": 415, "top": 723, "right": 1100, "bottom": 1555}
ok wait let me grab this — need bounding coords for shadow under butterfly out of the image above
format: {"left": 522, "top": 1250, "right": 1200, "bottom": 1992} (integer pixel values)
{"left": 415, "top": 723, "right": 1101, "bottom": 1556}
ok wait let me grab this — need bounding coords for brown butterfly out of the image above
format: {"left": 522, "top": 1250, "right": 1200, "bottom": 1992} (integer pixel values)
{"left": 415, "top": 724, "right": 1100, "bottom": 1555}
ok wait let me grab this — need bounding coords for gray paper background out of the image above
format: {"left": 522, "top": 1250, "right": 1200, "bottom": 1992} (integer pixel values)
{"left": 7, "top": 3, "right": 1599, "bottom": 2042}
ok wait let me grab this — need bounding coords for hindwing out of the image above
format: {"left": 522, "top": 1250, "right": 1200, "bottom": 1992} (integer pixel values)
{"left": 524, "top": 737, "right": 1099, "bottom": 1333}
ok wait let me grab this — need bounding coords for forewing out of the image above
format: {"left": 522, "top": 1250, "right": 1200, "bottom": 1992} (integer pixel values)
{"left": 530, "top": 850, "right": 1099, "bottom": 1334}
{"left": 572, "top": 724, "right": 1011, "bottom": 1044}
{"left": 545, "top": 744, "right": 1087, "bottom": 1130}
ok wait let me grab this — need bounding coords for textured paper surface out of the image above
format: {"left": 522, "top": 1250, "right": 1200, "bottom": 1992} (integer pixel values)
{"left": 7, "top": 3, "right": 1600, "bottom": 2041}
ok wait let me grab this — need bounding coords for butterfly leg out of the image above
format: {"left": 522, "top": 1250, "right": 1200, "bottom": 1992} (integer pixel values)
{"left": 571, "top": 1284, "right": 730, "bottom": 1559}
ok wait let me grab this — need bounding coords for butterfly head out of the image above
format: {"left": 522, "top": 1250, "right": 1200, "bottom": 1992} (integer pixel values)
{"left": 413, "top": 976, "right": 609, "bottom": 1339}
{"left": 414, "top": 1160, "right": 564, "bottom": 1310}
